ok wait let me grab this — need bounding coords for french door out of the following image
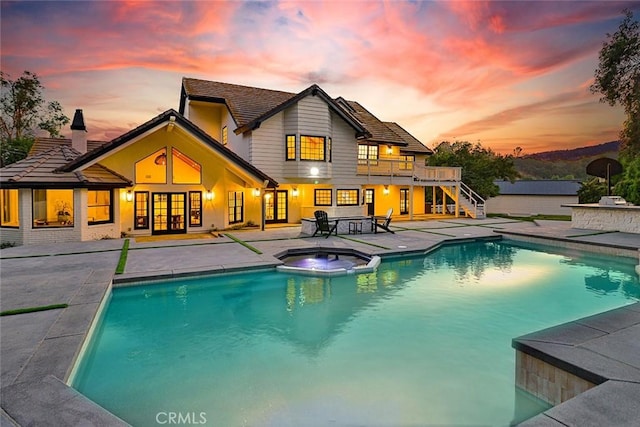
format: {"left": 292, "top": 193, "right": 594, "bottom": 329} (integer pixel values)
{"left": 152, "top": 193, "right": 186, "bottom": 234}
{"left": 265, "top": 190, "right": 288, "bottom": 223}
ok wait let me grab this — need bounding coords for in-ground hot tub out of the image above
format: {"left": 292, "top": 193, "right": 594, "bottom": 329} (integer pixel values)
{"left": 275, "top": 247, "right": 381, "bottom": 276}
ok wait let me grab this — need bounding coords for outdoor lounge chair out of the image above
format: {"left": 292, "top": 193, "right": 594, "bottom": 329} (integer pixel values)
{"left": 312, "top": 210, "right": 338, "bottom": 238}
{"left": 373, "top": 208, "right": 395, "bottom": 234}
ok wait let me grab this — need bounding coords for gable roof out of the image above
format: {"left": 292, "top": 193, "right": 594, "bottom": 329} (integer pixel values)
{"left": 0, "top": 145, "right": 131, "bottom": 189}
{"left": 181, "top": 78, "right": 368, "bottom": 137}
{"left": 29, "top": 137, "right": 106, "bottom": 156}
{"left": 181, "top": 78, "right": 295, "bottom": 128}
{"left": 495, "top": 180, "right": 582, "bottom": 196}
{"left": 382, "top": 122, "right": 432, "bottom": 154}
{"left": 60, "top": 109, "right": 278, "bottom": 187}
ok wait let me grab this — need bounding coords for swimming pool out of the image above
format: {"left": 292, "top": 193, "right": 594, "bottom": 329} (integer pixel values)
{"left": 71, "top": 240, "right": 640, "bottom": 426}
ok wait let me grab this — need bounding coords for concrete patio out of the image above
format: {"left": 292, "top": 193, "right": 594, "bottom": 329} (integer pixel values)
{"left": 1, "top": 218, "right": 639, "bottom": 426}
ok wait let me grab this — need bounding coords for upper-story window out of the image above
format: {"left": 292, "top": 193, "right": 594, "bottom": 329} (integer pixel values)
{"left": 358, "top": 144, "right": 378, "bottom": 165}
{"left": 136, "top": 148, "right": 167, "bottom": 184}
{"left": 286, "top": 135, "right": 296, "bottom": 160}
{"left": 222, "top": 126, "right": 228, "bottom": 145}
{"left": 301, "top": 135, "right": 325, "bottom": 161}
{"left": 399, "top": 155, "right": 415, "bottom": 170}
{"left": 327, "top": 137, "right": 332, "bottom": 162}
{"left": 172, "top": 148, "right": 201, "bottom": 184}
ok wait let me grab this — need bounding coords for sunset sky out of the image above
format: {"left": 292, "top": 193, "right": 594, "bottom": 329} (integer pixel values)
{"left": 1, "top": 1, "right": 637, "bottom": 154}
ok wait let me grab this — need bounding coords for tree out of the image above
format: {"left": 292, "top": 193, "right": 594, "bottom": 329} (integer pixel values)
{"left": 427, "top": 140, "right": 519, "bottom": 199}
{"left": 591, "top": 9, "right": 640, "bottom": 204}
{"left": 0, "top": 70, "right": 70, "bottom": 167}
{"left": 577, "top": 178, "right": 607, "bottom": 203}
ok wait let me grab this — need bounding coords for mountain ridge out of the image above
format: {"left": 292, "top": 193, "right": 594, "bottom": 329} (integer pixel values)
{"left": 524, "top": 141, "right": 619, "bottom": 161}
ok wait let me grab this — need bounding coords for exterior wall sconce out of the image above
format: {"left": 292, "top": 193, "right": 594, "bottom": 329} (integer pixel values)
{"left": 154, "top": 152, "right": 167, "bottom": 165}
{"left": 383, "top": 185, "right": 390, "bottom": 195}
{"left": 386, "top": 145, "right": 393, "bottom": 154}
{"left": 205, "top": 190, "right": 214, "bottom": 201}
{"left": 292, "top": 187, "right": 299, "bottom": 197}
{"left": 310, "top": 167, "right": 319, "bottom": 177}
{"left": 253, "top": 188, "right": 261, "bottom": 197}
{"left": 126, "top": 190, "right": 133, "bottom": 202}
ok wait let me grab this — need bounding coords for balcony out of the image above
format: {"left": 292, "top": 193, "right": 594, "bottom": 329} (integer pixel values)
{"left": 356, "top": 159, "right": 461, "bottom": 183}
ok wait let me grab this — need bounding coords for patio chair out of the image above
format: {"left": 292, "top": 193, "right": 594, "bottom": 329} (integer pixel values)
{"left": 312, "top": 210, "right": 338, "bottom": 238}
{"left": 373, "top": 208, "right": 395, "bottom": 234}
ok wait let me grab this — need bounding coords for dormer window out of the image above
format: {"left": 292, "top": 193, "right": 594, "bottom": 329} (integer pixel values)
{"left": 222, "top": 126, "right": 228, "bottom": 145}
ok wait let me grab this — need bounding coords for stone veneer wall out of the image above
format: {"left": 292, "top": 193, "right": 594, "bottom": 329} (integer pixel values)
{"left": 569, "top": 205, "right": 640, "bottom": 234}
{"left": 515, "top": 350, "right": 595, "bottom": 406}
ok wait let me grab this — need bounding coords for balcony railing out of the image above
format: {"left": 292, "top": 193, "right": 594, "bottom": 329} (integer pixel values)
{"left": 356, "top": 159, "right": 461, "bottom": 182}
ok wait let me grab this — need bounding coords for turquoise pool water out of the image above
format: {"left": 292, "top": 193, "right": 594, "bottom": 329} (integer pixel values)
{"left": 72, "top": 241, "right": 640, "bottom": 426}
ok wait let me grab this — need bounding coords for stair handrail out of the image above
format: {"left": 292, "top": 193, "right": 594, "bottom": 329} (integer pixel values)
{"left": 458, "top": 181, "right": 485, "bottom": 218}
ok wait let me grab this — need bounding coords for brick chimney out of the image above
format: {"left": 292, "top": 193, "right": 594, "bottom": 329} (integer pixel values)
{"left": 70, "top": 109, "right": 87, "bottom": 154}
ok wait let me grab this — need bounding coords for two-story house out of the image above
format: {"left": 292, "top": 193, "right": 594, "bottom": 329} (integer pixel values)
{"left": 0, "top": 78, "right": 483, "bottom": 246}
{"left": 179, "top": 78, "right": 483, "bottom": 225}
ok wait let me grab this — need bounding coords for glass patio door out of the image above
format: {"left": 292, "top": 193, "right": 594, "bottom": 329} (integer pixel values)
{"left": 152, "top": 193, "right": 186, "bottom": 234}
{"left": 265, "top": 190, "right": 288, "bottom": 223}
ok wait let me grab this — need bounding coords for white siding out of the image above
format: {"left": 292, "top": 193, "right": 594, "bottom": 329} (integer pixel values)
{"left": 328, "top": 110, "right": 363, "bottom": 185}
{"left": 250, "top": 111, "right": 285, "bottom": 181}
{"left": 297, "top": 95, "right": 330, "bottom": 135}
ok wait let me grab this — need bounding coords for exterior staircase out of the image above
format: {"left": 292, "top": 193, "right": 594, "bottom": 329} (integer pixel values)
{"left": 438, "top": 182, "right": 486, "bottom": 219}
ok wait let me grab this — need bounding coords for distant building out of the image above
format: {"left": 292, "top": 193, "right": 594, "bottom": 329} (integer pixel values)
{"left": 486, "top": 180, "right": 582, "bottom": 216}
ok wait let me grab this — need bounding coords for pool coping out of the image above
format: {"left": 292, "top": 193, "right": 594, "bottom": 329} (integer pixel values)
{"left": 513, "top": 303, "right": 640, "bottom": 426}
{"left": 1, "top": 221, "right": 639, "bottom": 426}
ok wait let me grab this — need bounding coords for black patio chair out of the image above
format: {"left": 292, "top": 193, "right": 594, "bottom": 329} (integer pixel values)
{"left": 373, "top": 208, "right": 395, "bottom": 234}
{"left": 312, "top": 210, "right": 338, "bottom": 238}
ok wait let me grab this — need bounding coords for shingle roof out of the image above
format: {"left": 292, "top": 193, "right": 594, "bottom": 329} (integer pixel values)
{"left": 181, "top": 78, "right": 296, "bottom": 128}
{"left": 0, "top": 146, "right": 131, "bottom": 188}
{"left": 181, "top": 79, "right": 368, "bottom": 137}
{"left": 61, "top": 109, "right": 279, "bottom": 187}
{"left": 181, "top": 78, "right": 429, "bottom": 152}
{"left": 495, "top": 180, "right": 582, "bottom": 196}
{"left": 339, "top": 99, "right": 406, "bottom": 145}
{"left": 383, "top": 122, "right": 432, "bottom": 154}
{"left": 29, "top": 138, "right": 106, "bottom": 156}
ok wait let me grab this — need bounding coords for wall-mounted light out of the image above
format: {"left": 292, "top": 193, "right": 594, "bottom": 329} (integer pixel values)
{"left": 253, "top": 188, "right": 261, "bottom": 197}
{"left": 310, "top": 167, "right": 319, "bottom": 177}
{"left": 291, "top": 187, "right": 299, "bottom": 197}
{"left": 154, "top": 152, "right": 167, "bottom": 165}
{"left": 386, "top": 145, "right": 393, "bottom": 154}
{"left": 383, "top": 185, "right": 390, "bottom": 195}
{"left": 126, "top": 190, "right": 133, "bottom": 202}
{"left": 205, "top": 190, "right": 214, "bottom": 201}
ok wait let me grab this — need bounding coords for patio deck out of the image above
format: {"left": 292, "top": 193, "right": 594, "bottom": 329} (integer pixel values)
{"left": 1, "top": 218, "right": 639, "bottom": 426}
